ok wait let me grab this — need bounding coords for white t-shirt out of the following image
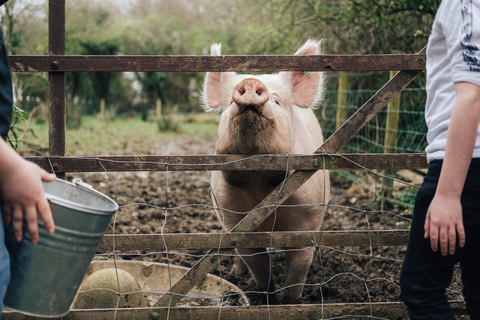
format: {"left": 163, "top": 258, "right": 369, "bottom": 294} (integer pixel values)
{"left": 425, "top": 0, "right": 480, "bottom": 162}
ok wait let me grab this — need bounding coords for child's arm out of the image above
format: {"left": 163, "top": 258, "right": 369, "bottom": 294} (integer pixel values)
{"left": 0, "top": 139, "right": 55, "bottom": 244}
{"left": 425, "top": 81, "right": 480, "bottom": 256}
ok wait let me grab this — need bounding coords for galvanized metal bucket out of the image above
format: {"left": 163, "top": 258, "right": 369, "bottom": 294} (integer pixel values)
{"left": 4, "top": 178, "right": 118, "bottom": 318}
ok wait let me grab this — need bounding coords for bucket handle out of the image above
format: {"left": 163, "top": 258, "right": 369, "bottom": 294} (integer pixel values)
{"left": 72, "top": 178, "right": 94, "bottom": 189}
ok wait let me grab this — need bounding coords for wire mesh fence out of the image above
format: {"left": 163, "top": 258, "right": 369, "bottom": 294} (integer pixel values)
{"left": 317, "top": 87, "right": 428, "bottom": 212}
{"left": 318, "top": 88, "right": 427, "bottom": 154}
{"left": 5, "top": 89, "right": 468, "bottom": 319}
{"left": 11, "top": 154, "right": 461, "bottom": 319}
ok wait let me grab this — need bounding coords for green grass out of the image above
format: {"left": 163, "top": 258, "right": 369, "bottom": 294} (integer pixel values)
{"left": 18, "top": 114, "right": 219, "bottom": 156}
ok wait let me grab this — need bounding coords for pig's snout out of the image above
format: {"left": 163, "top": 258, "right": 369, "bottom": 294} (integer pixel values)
{"left": 232, "top": 78, "right": 269, "bottom": 109}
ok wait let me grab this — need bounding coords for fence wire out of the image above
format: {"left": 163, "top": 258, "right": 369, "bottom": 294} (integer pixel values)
{"left": 5, "top": 90, "right": 468, "bottom": 319}
{"left": 318, "top": 88, "right": 428, "bottom": 154}
{"left": 316, "top": 88, "right": 428, "bottom": 212}
{"left": 5, "top": 150, "right": 463, "bottom": 320}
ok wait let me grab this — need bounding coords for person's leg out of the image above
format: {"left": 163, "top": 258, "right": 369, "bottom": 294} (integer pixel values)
{"left": 459, "top": 162, "right": 480, "bottom": 320}
{"left": 0, "top": 210, "right": 11, "bottom": 316}
{"left": 461, "top": 230, "right": 480, "bottom": 320}
{"left": 0, "top": 22, "right": 14, "bottom": 318}
{"left": 400, "top": 161, "right": 460, "bottom": 320}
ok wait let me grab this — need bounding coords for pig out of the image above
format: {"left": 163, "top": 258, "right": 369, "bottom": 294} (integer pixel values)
{"left": 202, "top": 39, "right": 330, "bottom": 305}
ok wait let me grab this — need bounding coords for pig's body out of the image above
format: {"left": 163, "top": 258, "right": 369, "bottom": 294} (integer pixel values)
{"left": 203, "top": 40, "right": 330, "bottom": 305}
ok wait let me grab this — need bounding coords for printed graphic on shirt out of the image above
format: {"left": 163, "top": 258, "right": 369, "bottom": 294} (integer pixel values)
{"left": 461, "top": 0, "right": 480, "bottom": 71}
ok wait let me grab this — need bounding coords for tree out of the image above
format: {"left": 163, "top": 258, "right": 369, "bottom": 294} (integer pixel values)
{"left": 65, "top": 1, "right": 127, "bottom": 120}
{"left": 4, "top": 0, "right": 440, "bottom": 119}
{"left": 81, "top": 41, "right": 119, "bottom": 118}
{"left": 241, "top": 0, "right": 440, "bottom": 88}
{"left": 1, "top": 0, "right": 49, "bottom": 115}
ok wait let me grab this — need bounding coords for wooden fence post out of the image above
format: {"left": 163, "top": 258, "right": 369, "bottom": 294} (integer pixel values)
{"left": 336, "top": 71, "right": 348, "bottom": 130}
{"left": 99, "top": 98, "right": 105, "bottom": 119}
{"left": 48, "top": 0, "right": 66, "bottom": 179}
{"left": 382, "top": 70, "right": 401, "bottom": 208}
{"left": 336, "top": 71, "right": 348, "bottom": 154}
{"left": 384, "top": 71, "right": 401, "bottom": 153}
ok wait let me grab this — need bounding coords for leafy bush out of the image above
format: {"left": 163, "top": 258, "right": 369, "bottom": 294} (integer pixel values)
{"left": 8, "top": 106, "right": 28, "bottom": 150}
{"left": 157, "top": 113, "right": 180, "bottom": 133}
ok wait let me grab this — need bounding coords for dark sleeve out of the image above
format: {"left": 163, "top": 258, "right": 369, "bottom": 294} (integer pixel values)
{"left": 0, "top": 26, "right": 13, "bottom": 141}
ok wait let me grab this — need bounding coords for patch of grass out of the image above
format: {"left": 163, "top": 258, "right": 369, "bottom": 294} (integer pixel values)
{"left": 394, "top": 189, "right": 417, "bottom": 210}
{"left": 157, "top": 113, "right": 181, "bottom": 133}
{"left": 18, "top": 114, "right": 219, "bottom": 156}
{"left": 185, "top": 113, "right": 220, "bottom": 125}
{"left": 179, "top": 121, "right": 218, "bottom": 140}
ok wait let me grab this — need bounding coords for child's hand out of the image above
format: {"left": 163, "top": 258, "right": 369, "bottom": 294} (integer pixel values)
{"left": 0, "top": 158, "right": 55, "bottom": 244}
{"left": 424, "top": 194, "right": 466, "bottom": 256}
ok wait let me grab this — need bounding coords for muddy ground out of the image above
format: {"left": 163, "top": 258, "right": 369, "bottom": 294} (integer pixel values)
{"left": 64, "top": 137, "right": 464, "bottom": 318}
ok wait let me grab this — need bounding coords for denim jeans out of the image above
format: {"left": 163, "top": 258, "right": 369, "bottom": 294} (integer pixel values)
{"left": 0, "top": 21, "right": 13, "bottom": 317}
{"left": 0, "top": 208, "right": 11, "bottom": 316}
{"left": 400, "top": 159, "right": 480, "bottom": 320}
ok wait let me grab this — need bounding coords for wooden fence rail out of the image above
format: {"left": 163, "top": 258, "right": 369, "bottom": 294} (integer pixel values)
{"left": 9, "top": 54, "right": 425, "bottom": 73}
{"left": 97, "top": 230, "right": 410, "bottom": 253}
{"left": 25, "top": 153, "right": 428, "bottom": 173}
{"left": 2, "top": 302, "right": 468, "bottom": 320}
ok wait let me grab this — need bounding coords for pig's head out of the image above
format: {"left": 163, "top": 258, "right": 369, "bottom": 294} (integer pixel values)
{"left": 202, "top": 39, "right": 324, "bottom": 155}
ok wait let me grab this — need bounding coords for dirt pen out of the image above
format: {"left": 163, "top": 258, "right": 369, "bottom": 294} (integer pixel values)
{"left": 3, "top": 1, "right": 469, "bottom": 319}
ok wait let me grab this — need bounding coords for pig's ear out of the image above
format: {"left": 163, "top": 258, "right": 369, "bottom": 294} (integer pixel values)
{"left": 281, "top": 38, "right": 324, "bottom": 109}
{"left": 202, "top": 43, "right": 236, "bottom": 111}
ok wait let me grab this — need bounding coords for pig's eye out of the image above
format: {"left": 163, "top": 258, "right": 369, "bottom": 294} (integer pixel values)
{"left": 274, "top": 99, "right": 281, "bottom": 105}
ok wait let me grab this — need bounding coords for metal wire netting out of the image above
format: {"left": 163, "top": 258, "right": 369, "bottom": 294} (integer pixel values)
{"left": 316, "top": 88, "right": 427, "bottom": 211}
{"left": 317, "top": 88, "right": 427, "bottom": 154}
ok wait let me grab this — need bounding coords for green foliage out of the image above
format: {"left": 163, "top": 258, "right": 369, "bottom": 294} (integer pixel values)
{"left": 15, "top": 74, "right": 49, "bottom": 112}
{"left": 7, "top": 105, "right": 28, "bottom": 150}
{"left": 157, "top": 113, "right": 180, "bottom": 133}
{"left": 236, "top": 0, "right": 438, "bottom": 88}
{"left": 81, "top": 41, "right": 120, "bottom": 100}
{"left": 140, "top": 105, "right": 149, "bottom": 122}
{"left": 16, "top": 114, "right": 219, "bottom": 155}
{"left": 4, "top": 0, "right": 439, "bottom": 122}
{"left": 394, "top": 189, "right": 417, "bottom": 210}
{"left": 317, "top": 88, "right": 428, "bottom": 154}
{"left": 134, "top": 37, "right": 168, "bottom": 107}
{"left": 66, "top": 99, "right": 83, "bottom": 130}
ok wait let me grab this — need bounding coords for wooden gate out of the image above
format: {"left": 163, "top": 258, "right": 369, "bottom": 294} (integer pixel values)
{"left": 3, "top": 1, "right": 468, "bottom": 319}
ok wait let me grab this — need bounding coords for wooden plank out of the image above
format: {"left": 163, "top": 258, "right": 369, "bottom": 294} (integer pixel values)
{"left": 97, "top": 230, "right": 410, "bottom": 253}
{"left": 48, "top": 0, "right": 66, "bottom": 159}
{"left": 1, "top": 302, "right": 466, "bottom": 320}
{"left": 25, "top": 153, "right": 428, "bottom": 173}
{"left": 384, "top": 71, "right": 402, "bottom": 153}
{"left": 230, "top": 170, "right": 318, "bottom": 232}
{"left": 9, "top": 54, "right": 426, "bottom": 73}
{"left": 336, "top": 71, "right": 349, "bottom": 130}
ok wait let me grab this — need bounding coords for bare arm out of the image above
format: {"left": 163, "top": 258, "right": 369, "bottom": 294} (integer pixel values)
{"left": 425, "top": 81, "right": 480, "bottom": 256}
{"left": 0, "top": 139, "right": 55, "bottom": 244}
